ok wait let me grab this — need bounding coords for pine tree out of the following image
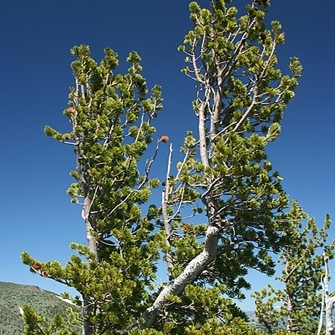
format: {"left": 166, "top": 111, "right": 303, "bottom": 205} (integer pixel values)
{"left": 21, "top": 1, "right": 302, "bottom": 334}
{"left": 252, "top": 202, "right": 334, "bottom": 334}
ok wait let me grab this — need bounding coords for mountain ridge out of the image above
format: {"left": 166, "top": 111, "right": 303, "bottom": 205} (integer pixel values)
{"left": 0, "top": 281, "right": 262, "bottom": 334}
{"left": 0, "top": 280, "right": 79, "bottom": 334}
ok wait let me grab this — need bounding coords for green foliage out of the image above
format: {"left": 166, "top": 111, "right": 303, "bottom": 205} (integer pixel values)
{"left": 21, "top": 1, "right": 306, "bottom": 334}
{"left": 0, "top": 281, "right": 80, "bottom": 335}
{"left": 170, "top": 0, "right": 302, "bottom": 302}
{"left": 23, "top": 43, "right": 164, "bottom": 334}
{"left": 22, "top": 305, "right": 80, "bottom": 335}
{"left": 252, "top": 202, "right": 334, "bottom": 334}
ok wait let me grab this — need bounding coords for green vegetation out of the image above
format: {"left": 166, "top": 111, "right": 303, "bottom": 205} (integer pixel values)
{"left": 0, "top": 281, "right": 80, "bottom": 335}
{"left": 17, "top": 0, "right": 333, "bottom": 334}
{"left": 253, "top": 203, "right": 334, "bottom": 334}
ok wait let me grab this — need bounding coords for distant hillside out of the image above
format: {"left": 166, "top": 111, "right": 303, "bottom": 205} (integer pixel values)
{"left": 1, "top": 281, "right": 265, "bottom": 334}
{"left": 0, "top": 281, "right": 80, "bottom": 335}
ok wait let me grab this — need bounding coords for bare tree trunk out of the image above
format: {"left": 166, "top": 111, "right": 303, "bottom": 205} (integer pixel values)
{"left": 161, "top": 144, "right": 174, "bottom": 274}
{"left": 73, "top": 104, "right": 97, "bottom": 335}
{"left": 324, "top": 258, "right": 335, "bottom": 335}
{"left": 317, "top": 275, "right": 325, "bottom": 335}
{"left": 140, "top": 232, "right": 219, "bottom": 328}
{"left": 82, "top": 193, "right": 98, "bottom": 258}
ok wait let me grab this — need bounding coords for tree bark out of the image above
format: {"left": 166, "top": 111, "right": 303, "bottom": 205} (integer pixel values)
{"left": 325, "top": 258, "right": 335, "bottom": 335}
{"left": 140, "top": 234, "right": 217, "bottom": 328}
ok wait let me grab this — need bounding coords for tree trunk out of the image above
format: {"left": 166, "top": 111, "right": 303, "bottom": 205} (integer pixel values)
{"left": 325, "top": 258, "right": 335, "bottom": 335}
{"left": 140, "top": 217, "right": 221, "bottom": 328}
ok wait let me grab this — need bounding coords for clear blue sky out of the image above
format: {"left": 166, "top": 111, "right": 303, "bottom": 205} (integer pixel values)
{"left": 1, "top": 0, "right": 335, "bottom": 310}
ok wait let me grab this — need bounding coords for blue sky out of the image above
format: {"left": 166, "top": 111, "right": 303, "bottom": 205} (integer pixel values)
{"left": 1, "top": 0, "right": 335, "bottom": 310}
